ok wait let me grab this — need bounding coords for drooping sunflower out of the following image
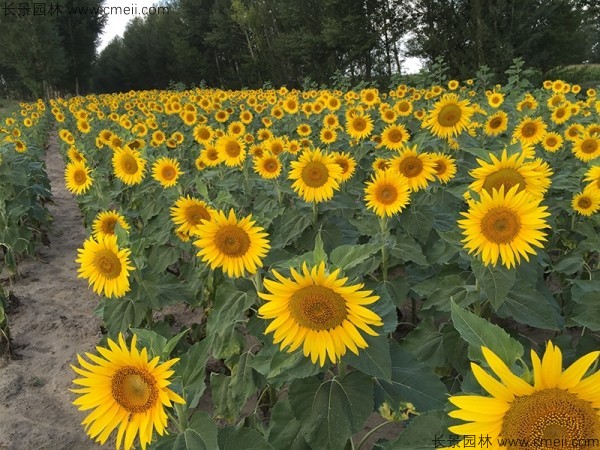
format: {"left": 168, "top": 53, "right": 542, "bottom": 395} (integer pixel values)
{"left": 345, "top": 113, "right": 374, "bottom": 141}
{"left": 215, "top": 134, "right": 246, "bottom": 167}
{"left": 458, "top": 185, "right": 550, "bottom": 269}
{"left": 65, "top": 160, "right": 93, "bottom": 195}
{"left": 572, "top": 132, "right": 600, "bottom": 162}
{"left": 542, "top": 132, "right": 564, "bottom": 153}
{"left": 289, "top": 147, "right": 343, "bottom": 203}
{"left": 193, "top": 209, "right": 270, "bottom": 278}
{"left": 151, "top": 157, "right": 183, "bottom": 188}
{"left": 484, "top": 111, "right": 509, "bottom": 137}
{"left": 92, "top": 210, "right": 130, "bottom": 239}
{"left": 444, "top": 342, "right": 600, "bottom": 450}
{"left": 431, "top": 152, "right": 457, "bottom": 183}
{"left": 380, "top": 124, "right": 410, "bottom": 151}
{"left": 468, "top": 150, "right": 552, "bottom": 200}
{"left": 76, "top": 234, "right": 134, "bottom": 298}
{"left": 389, "top": 146, "right": 437, "bottom": 192}
{"left": 364, "top": 169, "right": 411, "bottom": 217}
{"left": 170, "top": 196, "right": 215, "bottom": 236}
{"left": 422, "top": 93, "right": 474, "bottom": 139}
{"left": 512, "top": 116, "right": 547, "bottom": 146}
{"left": 71, "top": 333, "right": 185, "bottom": 450}
{"left": 112, "top": 146, "right": 146, "bottom": 185}
{"left": 257, "top": 262, "right": 383, "bottom": 367}
{"left": 572, "top": 187, "right": 600, "bottom": 216}
{"left": 254, "top": 153, "right": 282, "bottom": 179}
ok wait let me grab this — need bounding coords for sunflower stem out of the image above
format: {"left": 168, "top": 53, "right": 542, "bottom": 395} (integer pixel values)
{"left": 379, "top": 216, "right": 389, "bottom": 282}
{"left": 174, "top": 403, "right": 189, "bottom": 431}
{"left": 275, "top": 179, "right": 283, "bottom": 206}
{"left": 252, "top": 270, "right": 263, "bottom": 293}
{"left": 337, "top": 360, "right": 347, "bottom": 379}
{"left": 312, "top": 201, "right": 319, "bottom": 229}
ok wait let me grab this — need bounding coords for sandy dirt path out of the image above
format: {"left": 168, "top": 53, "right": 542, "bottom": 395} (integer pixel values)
{"left": 0, "top": 133, "right": 103, "bottom": 449}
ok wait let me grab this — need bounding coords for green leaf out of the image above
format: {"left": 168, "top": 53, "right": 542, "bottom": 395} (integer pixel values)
{"left": 267, "top": 398, "right": 310, "bottom": 450}
{"left": 330, "top": 243, "right": 381, "bottom": 271}
{"left": 496, "top": 284, "right": 561, "bottom": 330}
{"left": 130, "top": 328, "right": 168, "bottom": 357}
{"left": 178, "top": 339, "right": 211, "bottom": 408}
{"left": 553, "top": 253, "right": 585, "bottom": 275}
{"left": 218, "top": 426, "right": 273, "bottom": 450}
{"left": 450, "top": 300, "right": 523, "bottom": 365}
{"left": 382, "top": 410, "right": 445, "bottom": 450}
{"left": 228, "top": 352, "right": 264, "bottom": 415}
{"left": 250, "top": 344, "right": 321, "bottom": 386}
{"left": 206, "top": 280, "right": 255, "bottom": 343}
{"left": 289, "top": 372, "right": 374, "bottom": 450}
{"left": 402, "top": 319, "right": 446, "bottom": 370}
{"left": 345, "top": 334, "right": 392, "bottom": 380}
{"left": 471, "top": 259, "right": 516, "bottom": 310}
{"left": 162, "top": 329, "right": 189, "bottom": 359}
{"left": 312, "top": 230, "right": 327, "bottom": 264}
{"left": 390, "top": 235, "right": 428, "bottom": 266}
{"left": 270, "top": 209, "right": 312, "bottom": 248}
{"left": 154, "top": 412, "right": 218, "bottom": 450}
{"left": 102, "top": 297, "right": 146, "bottom": 334}
{"left": 375, "top": 343, "right": 447, "bottom": 412}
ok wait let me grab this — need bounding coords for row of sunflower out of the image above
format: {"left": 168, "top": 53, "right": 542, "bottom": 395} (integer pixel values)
{"left": 0, "top": 101, "right": 53, "bottom": 355}
{"left": 49, "top": 77, "right": 600, "bottom": 449}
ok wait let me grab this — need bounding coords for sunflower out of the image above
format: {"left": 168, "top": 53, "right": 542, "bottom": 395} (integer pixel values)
{"left": 76, "top": 234, "right": 134, "bottom": 298}
{"left": 71, "top": 333, "right": 185, "bottom": 450}
{"left": 422, "top": 93, "right": 474, "bottom": 139}
{"left": 193, "top": 124, "right": 213, "bottom": 144}
{"left": 484, "top": 111, "right": 509, "bottom": 137}
{"left": 92, "top": 211, "right": 130, "bottom": 239}
{"left": 151, "top": 157, "right": 182, "bottom": 188}
{"left": 444, "top": 342, "right": 600, "bottom": 450}
{"left": 572, "top": 187, "right": 600, "bottom": 216}
{"left": 257, "top": 262, "right": 383, "bottom": 367}
{"left": 216, "top": 134, "right": 246, "bottom": 167}
{"left": 345, "top": 113, "right": 374, "bottom": 141}
{"left": 65, "top": 160, "right": 93, "bottom": 195}
{"left": 113, "top": 146, "right": 146, "bottom": 185}
{"left": 551, "top": 104, "right": 571, "bottom": 125}
{"left": 512, "top": 117, "right": 547, "bottom": 146}
{"left": 254, "top": 153, "right": 282, "bottom": 179}
{"left": 373, "top": 157, "right": 391, "bottom": 172}
{"left": 193, "top": 209, "right": 270, "bottom": 278}
{"left": 431, "top": 153, "right": 457, "bottom": 183}
{"left": 331, "top": 151, "right": 357, "bottom": 182}
{"left": 380, "top": 124, "right": 410, "bottom": 151}
{"left": 200, "top": 144, "right": 221, "bottom": 167}
{"left": 572, "top": 132, "right": 600, "bottom": 162}
{"left": 487, "top": 91, "right": 504, "bottom": 108}
{"left": 542, "top": 132, "right": 564, "bottom": 152}
{"left": 364, "top": 169, "right": 411, "bottom": 217}
{"left": 320, "top": 127, "right": 338, "bottom": 145}
{"left": 469, "top": 150, "right": 552, "bottom": 200}
{"left": 565, "top": 123, "right": 585, "bottom": 141}
{"left": 583, "top": 165, "right": 600, "bottom": 192}
{"left": 458, "top": 185, "right": 550, "bottom": 269}
{"left": 389, "top": 146, "right": 437, "bottom": 192}
{"left": 170, "top": 196, "right": 215, "bottom": 236}
{"left": 289, "top": 147, "right": 342, "bottom": 203}
{"left": 394, "top": 99, "right": 413, "bottom": 116}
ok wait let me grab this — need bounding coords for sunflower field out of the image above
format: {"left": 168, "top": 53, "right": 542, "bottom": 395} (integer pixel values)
{"left": 43, "top": 72, "right": 600, "bottom": 450}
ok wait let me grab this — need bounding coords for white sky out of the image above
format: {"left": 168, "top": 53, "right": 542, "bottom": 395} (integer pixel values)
{"left": 97, "top": 1, "right": 423, "bottom": 74}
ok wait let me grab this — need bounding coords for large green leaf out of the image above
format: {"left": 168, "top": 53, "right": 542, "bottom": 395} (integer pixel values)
{"left": 345, "top": 334, "right": 392, "bottom": 380}
{"left": 496, "top": 283, "right": 562, "bottom": 330}
{"left": 471, "top": 259, "right": 516, "bottom": 310}
{"left": 380, "top": 410, "right": 445, "bottom": 450}
{"left": 402, "top": 319, "right": 446, "bottom": 370}
{"left": 250, "top": 343, "right": 321, "bottom": 386}
{"left": 102, "top": 297, "right": 146, "bottom": 334}
{"left": 218, "top": 426, "right": 273, "bottom": 450}
{"left": 390, "top": 235, "right": 428, "bottom": 266}
{"left": 289, "top": 372, "right": 374, "bottom": 450}
{"left": 267, "top": 398, "right": 310, "bottom": 450}
{"left": 177, "top": 339, "right": 211, "bottom": 409}
{"left": 153, "top": 412, "right": 218, "bottom": 450}
{"left": 330, "top": 243, "right": 381, "bottom": 271}
{"left": 206, "top": 280, "right": 255, "bottom": 346}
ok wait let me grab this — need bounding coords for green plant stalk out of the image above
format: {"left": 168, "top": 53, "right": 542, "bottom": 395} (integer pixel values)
{"left": 379, "top": 216, "right": 389, "bottom": 282}
{"left": 174, "top": 402, "right": 189, "bottom": 431}
{"left": 337, "top": 359, "right": 347, "bottom": 379}
{"left": 312, "top": 201, "right": 318, "bottom": 229}
{"left": 252, "top": 269, "right": 263, "bottom": 293}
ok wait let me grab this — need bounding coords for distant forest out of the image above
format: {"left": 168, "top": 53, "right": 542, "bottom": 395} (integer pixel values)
{"left": 1, "top": 0, "right": 599, "bottom": 97}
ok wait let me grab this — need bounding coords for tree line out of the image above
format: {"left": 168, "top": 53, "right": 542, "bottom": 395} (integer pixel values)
{"left": 1, "top": 0, "right": 598, "bottom": 98}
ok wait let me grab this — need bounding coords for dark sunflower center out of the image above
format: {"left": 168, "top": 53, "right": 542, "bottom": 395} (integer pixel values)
{"left": 581, "top": 139, "right": 598, "bottom": 154}
{"left": 323, "top": 130, "right": 333, "bottom": 140}
{"left": 336, "top": 159, "right": 349, "bottom": 174}
{"left": 375, "top": 184, "right": 398, "bottom": 205}
{"left": 546, "top": 137, "right": 557, "bottom": 147}
{"left": 521, "top": 123, "right": 538, "bottom": 138}
{"left": 289, "top": 285, "right": 348, "bottom": 330}
{"left": 264, "top": 159, "right": 279, "bottom": 173}
{"left": 207, "top": 149, "right": 219, "bottom": 161}
{"left": 387, "top": 129, "right": 404, "bottom": 143}
{"left": 578, "top": 197, "right": 592, "bottom": 209}
{"left": 482, "top": 168, "right": 526, "bottom": 194}
{"left": 556, "top": 109, "right": 566, "bottom": 118}
{"left": 352, "top": 118, "right": 367, "bottom": 132}
{"left": 271, "top": 143, "right": 283, "bottom": 155}
{"left": 480, "top": 206, "right": 521, "bottom": 244}
{"left": 490, "top": 117, "right": 503, "bottom": 129}
{"left": 120, "top": 154, "right": 139, "bottom": 175}
{"left": 197, "top": 128, "right": 210, "bottom": 140}
{"left": 93, "top": 249, "right": 122, "bottom": 279}
{"left": 111, "top": 366, "right": 159, "bottom": 414}
{"left": 73, "top": 169, "right": 87, "bottom": 185}
{"left": 161, "top": 166, "right": 177, "bottom": 180}
{"left": 225, "top": 141, "right": 241, "bottom": 157}
{"left": 500, "top": 388, "right": 600, "bottom": 450}
{"left": 214, "top": 225, "right": 250, "bottom": 257}
{"left": 398, "top": 102, "right": 410, "bottom": 112}
{"left": 101, "top": 217, "right": 118, "bottom": 235}
{"left": 399, "top": 156, "right": 423, "bottom": 178}
{"left": 438, "top": 104, "right": 462, "bottom": 127}
{"left": 185, "top": 205, "right": 210, "bottom": 225}
{"left": 434, "top": 160, "right": 447, "bottom": 175}
{"left": 301, "top": 161, "right": 329, "bottom": 188}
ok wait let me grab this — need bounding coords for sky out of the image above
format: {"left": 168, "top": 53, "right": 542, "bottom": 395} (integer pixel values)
{"left": 97, "top": 1, "right": 423, "bottom": 74}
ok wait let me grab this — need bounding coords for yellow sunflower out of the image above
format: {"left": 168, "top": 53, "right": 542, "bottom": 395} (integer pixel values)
{"left": 192, "top": 124, "right": 213, "bottom": 144}
{"left": 113, "top": 146, "right": 146, "bottom": 185}
{"left": 151, "top": 157, "right": 183, "bottom": 188}
{"left": 380, "top": 124, "right": 410, "bottom": 151}
{"left": 215, "top": 134, "right": 246, "bottom": 167}
{"left": 71, "top": 333, "right": 185, "bottom": 450}
{"left": 542, "top": 132, "right": 564, "bottom": 153}
{"left": 345, "top": 113, "right": 374, "bottom": 141}
{"left": 364, "top": 169, "right": 411, "bottom": 217}
{"left": 92, "top": 210, "right": 130, "bottom": 239}
{"left": 200, "top": 144, "right": 221, "bottom": 167}
{"left": 484, "top": 111, "right": 509, "bottom": 137}
{"left": 389, "top": 146, "right": 437, "bottom": 192}
{"left": 422, "top": 93, "right": 474, "bottom": 139}
{"left": 572, "top": 187, "right": 600, "bottom": 216}
{"left": 331, "top": 151, "right": 357, "bottom": 182}
{"left": 572, "top": 132, "right": 600, "bottom": 162}
{"left": 289, "top": 147, "right": 343, "bottom": 203}
{"left": 320, "top": 127, "right": 338, "bottom": 145}
{"left": 512, "top": 117, "right": 547, "bottom": 146}
{"left": 583, "top": 165, "right": 600, "bottom": 192}
{"left": 444, "top": 342, "right": 600, "bottom": 450}
{"left": 254, "top": 153, "right": 282, "bottom": 179}
{"left": 170, "top": 196, "right": 215, "bottom": 236}
{"left": 431, "top": 152, "right": 457, "bottom": 183}
{"left": 257, "top": 262, "right": 383, "bottom": 367}
{"left": 468, "top": 150, "right": 552, "bottom": 200}
{"left": 193, "top": 209, "right": 270, "bottom": 278}
{"left": 458, "top": 185, "right": 550, "bottom": 269}
{"left": 76, "top": 234, "right": 134, "bottom": 298}
{"left": 65, "top": 160, "right": 93, "bottom": 195}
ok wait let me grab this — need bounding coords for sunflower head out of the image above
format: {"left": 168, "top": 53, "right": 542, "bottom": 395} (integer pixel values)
{"left": 423, "top": 93, "right": 474, "bottom": 139}
{"left": 112, "top": 146, "right": 146, "bottom": 185}
{"left": 364, "top": 169, "right": 411, "bottom": 217}
{"left": 92, "top": 210, "right": 130, "bottom": 239}
{"left": 151, "top": 157, "right": 183, "bottom": 188}
{"left": 65, "top": 160, "right": 93, "bottom": 195}
{"left": 572, "top": 187, "right": 600, "bottom": 216}
{"left": 289, "top": 147, "right": 343, "bottom": 203}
